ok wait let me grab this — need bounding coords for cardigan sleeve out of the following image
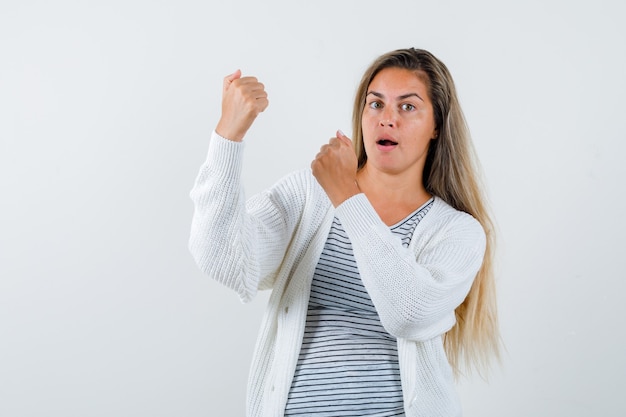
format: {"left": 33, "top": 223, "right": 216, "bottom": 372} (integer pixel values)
{"left": 188, "top": 132, "right": 302, "bottom": 302}
{"left": 335, "top": 194, "right": 486, "bottom": 341}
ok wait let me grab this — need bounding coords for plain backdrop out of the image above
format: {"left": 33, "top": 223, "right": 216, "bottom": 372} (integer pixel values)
{"left": 1, "top": 0, "right": 625, "bottom": 416}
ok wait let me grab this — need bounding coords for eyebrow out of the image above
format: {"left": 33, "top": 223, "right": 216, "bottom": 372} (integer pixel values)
{"left": 366, "top": 91, "right": 424, "bottom": 102}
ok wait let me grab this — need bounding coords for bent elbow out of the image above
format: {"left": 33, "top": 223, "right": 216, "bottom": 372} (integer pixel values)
{"left": 380, "top": 307, "right": 456, "bottom": 342}
{"left": 188, "top": 236, "right": 260, "bottom": 303}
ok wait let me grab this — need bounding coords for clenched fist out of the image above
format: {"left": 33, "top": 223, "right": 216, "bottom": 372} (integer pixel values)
{"left": 215, "top": 70, "right": 269, "bottom": 142}
{"left": 311, "top": 130, "right": 361, "bottom": 207}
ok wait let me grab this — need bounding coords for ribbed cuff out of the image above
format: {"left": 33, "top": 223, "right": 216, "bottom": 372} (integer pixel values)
{"left": 206, "top": 130, "right": 246, "bottom": 177}
{"left": 334, "top": 193, "right": 382, "bottom": 240}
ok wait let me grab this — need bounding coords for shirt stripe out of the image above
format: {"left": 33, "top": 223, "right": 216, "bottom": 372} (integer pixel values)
{"left": 284, "top": 199, "right": 434, "bottom": 416}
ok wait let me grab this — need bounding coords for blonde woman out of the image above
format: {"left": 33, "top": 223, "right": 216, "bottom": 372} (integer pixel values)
{"left": 189, "top": 48, "right": 500, "bottom": 417}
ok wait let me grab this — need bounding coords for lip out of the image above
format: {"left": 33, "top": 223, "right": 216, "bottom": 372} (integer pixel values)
{"left": 375, "top": 137, "right": 398, "bottom": 152}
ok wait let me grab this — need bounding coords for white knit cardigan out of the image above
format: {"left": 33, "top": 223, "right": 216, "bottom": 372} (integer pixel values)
{"left": 189, "top": 132, "right": 486, "bottom": 417}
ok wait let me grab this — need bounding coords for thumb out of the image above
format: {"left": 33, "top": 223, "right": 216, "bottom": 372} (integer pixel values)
{"left": 336, "top": 129, "right": 352, "bottom": 146}
{"left": 223, "top": 69, "right": 242, "bottom": 92}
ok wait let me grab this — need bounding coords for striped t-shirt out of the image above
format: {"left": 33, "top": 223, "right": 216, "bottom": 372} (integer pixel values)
{"left": 284, "top": 198, "right": 434, "bottom": 417}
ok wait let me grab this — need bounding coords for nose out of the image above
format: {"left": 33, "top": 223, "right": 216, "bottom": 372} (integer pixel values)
{"left": 379, "top": 107, "right": 396, "bottom": 127}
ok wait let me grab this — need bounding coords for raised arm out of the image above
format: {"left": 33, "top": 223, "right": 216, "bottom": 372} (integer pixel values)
{"left": 189, "top": 71, "right": 288, "bottom": 302}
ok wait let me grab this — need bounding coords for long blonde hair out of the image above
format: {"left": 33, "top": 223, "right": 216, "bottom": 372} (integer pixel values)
{"left": 352, "top": 48, "right": 500, "bottom": 376}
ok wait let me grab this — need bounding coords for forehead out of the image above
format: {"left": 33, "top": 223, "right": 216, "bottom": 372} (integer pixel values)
{"left": 368, "top": 67, "right": 429, "bottom": 96}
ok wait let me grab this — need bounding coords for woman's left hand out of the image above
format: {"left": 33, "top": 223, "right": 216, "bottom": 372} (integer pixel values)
{"left": 311, "top": 130, "right": 361, "bottom": 207}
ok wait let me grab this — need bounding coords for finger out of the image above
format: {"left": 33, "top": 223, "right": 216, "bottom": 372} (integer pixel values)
{"left": 247, "top": 83, "right": 269, "bottom": 109}
{"left": 318, "top": 144, "right": 330, "bottom": 154}
{"left": 336, "top": 129, "right": 352, "bottom": 146}
{"left": 256, "top": 96, "right": 269, "bottom": 113}
{"left": 223, "top": 69, "right": 242, "bottom": 92}
{"left": 251, "top": 85, "right": 268, "bottom": 100}
{"left": 329, "top": 137, "right": 348, "bottom": 150}
{"left": 237, "top": 78, "right": 267, "bottom": 99}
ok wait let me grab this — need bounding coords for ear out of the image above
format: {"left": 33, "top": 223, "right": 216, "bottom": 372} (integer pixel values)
{"left": 431, "top": 128, "right": 439, "bottom": 140}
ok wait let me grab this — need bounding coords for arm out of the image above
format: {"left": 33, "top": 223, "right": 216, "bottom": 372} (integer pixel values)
{"left": 189, "top": 71, "right": 287, "bottom": 302}
{"left": 310, "top": 132, "right": 484, "bottom": 340}
{"left": 336, "top": 195, "right": 486, "bottom": 340}
{"left": 189, "top": 132, "right": 302, "bottom": 302}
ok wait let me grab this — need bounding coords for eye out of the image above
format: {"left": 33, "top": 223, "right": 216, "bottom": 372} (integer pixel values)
{"left": 401, "top": 103, "right": 416, "bottom": 111}
{"left": 368, "top": 101, "right": 383, "bottom": 109}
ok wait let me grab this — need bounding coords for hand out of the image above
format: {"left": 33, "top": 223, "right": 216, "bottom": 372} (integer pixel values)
{"left": 311, "top": 130, "right": 361, "bottom": 207}
{"left": 215, "top": 70, "right": 269, "bottom": 142}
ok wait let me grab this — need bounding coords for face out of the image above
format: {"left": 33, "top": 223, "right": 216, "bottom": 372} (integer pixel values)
{"left": 361, "top": 67, "right": 437, "bottom": 177}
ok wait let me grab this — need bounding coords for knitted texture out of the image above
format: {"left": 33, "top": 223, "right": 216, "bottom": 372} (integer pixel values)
{"left": 189, "top": 132, "right": 486, "bottom": 417}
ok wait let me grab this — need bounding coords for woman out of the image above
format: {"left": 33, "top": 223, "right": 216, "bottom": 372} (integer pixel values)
{"left": 189, "top": 48, "right": 500, "bottom": 417}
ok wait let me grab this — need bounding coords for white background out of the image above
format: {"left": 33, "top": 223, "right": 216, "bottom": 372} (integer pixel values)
{"left": 1, "top": 1, "right": 625, "bottom": 416}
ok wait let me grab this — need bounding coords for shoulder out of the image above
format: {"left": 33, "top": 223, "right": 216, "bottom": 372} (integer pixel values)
{"left": 248, "top": 168, "right": 330, "bottom": 215}
{"left": 266, "top": 168, "right": 326, "bottom": 198}
{"left": 410, "top": 197, "right": 487, "bottom": 269}
{"left": 421, "top": 197, "right": 486, "bottom": 242}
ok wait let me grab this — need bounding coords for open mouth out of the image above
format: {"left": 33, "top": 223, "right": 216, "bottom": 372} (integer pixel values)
{"left": 376, "top": 138, "right": 398, "bottom": 147}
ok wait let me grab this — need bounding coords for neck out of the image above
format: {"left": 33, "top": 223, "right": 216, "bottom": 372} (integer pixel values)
{"left": 357, "top": 164, "right": 429, "bottom": 202}
{"left": 356, "top": 164, "right": 431, "bottom": 225}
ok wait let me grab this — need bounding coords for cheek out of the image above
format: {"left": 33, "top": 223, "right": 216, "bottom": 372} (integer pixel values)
{"left": 361, "top": 119, "right": 375, "bottom": 143}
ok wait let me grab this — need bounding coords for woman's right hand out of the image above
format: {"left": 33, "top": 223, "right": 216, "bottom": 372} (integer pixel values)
{"left": 215, "top": 70, "right": 269, "bottom": 142}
